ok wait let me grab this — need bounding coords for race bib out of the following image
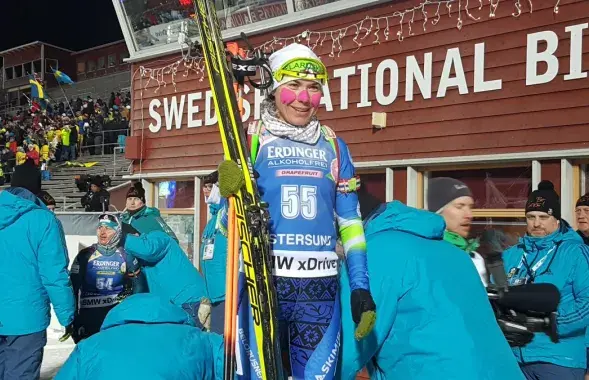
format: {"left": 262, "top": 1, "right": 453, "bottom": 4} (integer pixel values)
{"left": 203, "top": 244, "right": 214, "bottom": 260}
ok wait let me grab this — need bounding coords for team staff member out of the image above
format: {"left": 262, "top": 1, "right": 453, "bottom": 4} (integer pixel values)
{"left": 200, "top": 171, "right": 228, "bottom": 334}
{"left": 427, "top": 178, "right": 489, "bottom": 286}
{"left": 504, "top": 181, "right": 589, "bottom": 380}
{"left": 0, "top": 162, "right": 75, "bottom": 379}
{"left": 120, "top": 182, "right": 178, "bottom": 241}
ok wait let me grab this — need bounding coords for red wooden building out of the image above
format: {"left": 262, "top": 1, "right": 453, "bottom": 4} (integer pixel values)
{"left": 113, "top": 0, "right": 588, "bottom": 376}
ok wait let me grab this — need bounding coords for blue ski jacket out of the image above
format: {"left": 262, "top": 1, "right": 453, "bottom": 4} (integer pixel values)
{"left": 338, "top": 201, "right": 524, "bottom": 380}
{"left": 503, "top": 221, "right": 589, "bottom": 369}
{"left": 201, "top": 200, "right": 228, "bottom": 303}
{"left": 55, "top": 293, "right": 224, "bottom": 380}
{"left": 0, "top": 188, "right": 75, "bottom": 335}
{"left": 120, "top": 206, "right": 178, "bottom": 242}
{"left": 124, "top": 231, "right": 208, "bottom": 306}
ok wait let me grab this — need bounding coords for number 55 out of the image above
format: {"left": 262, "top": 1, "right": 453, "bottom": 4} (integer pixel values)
{"left": 281, "top": 185, "right": 317, "bottom": 220}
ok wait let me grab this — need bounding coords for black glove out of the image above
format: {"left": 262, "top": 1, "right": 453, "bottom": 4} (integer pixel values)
{"left": 59, "top": 323, "right": 76, "bottom": 343}
{"left": 351, "top": 289, "right": 376, "bottom": 323}
{"left": 120, "top": 222, "right": 140, "bottom": 246}
{"left": 351, "top": 289, "right": 377, "bottom": 340}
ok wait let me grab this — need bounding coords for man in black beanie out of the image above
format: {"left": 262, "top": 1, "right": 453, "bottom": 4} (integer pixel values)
{"left": 502, "top": 180, "right": 589, "bottom": 379}
{"left": 0, "top": 155, "right": 75, "bottom": 379}
{"left": 524, "top": 180, "right": 561, "bottom": 237}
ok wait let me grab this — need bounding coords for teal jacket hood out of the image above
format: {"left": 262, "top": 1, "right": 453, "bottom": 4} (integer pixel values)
{"left": 364, "top": 201, "right": 445, "bottom": 240}
{"left": 122, "top": 206, "right": 161, "bottom": 221}
{"left": 0, "top": 188, "right": 46, "bottom": 230}
{"left": 102, "top": 293, "right": 195, "bottom": 331}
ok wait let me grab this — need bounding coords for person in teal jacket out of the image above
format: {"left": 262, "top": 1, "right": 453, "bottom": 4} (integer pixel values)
{"left": 574, "top": 193, "right": 589, "bottom": 379}
{"left": 200, "top": 172, "right": 228, "bottom": 334}
{"left": 338, "top": 199, "right": 524, "bottom": 380}
{"left": 503, "top": 181, "right": 589, "bottom": 380}
{"left": 55, "top": 293, "right": 224, "bottom": 380}
{"left": 0, "top": 161, "right": 75, "bottom": 380}
{"left": 124, "top": 230, "right": 211, "bottom": 329}
{"left": 120, "top": 181, "right": 178, "bottom": 241}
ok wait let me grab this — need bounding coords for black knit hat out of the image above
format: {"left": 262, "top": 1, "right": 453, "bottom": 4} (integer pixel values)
{"left": 427, "top": 177, "right": 473, "bottom": 213}
{"left": 11, "top": 160, "right": 42, "bottom": 195}
{"left": 203, "top": 171, "right": 218, "bottom": 185}
{"left": 526, "top": 180, "right": 560, "bottom": 219}
{"left": 126, "top": 182, "right": 146, "bottom": 202}
{"left": 90, "top": 175, "right": 103, "bottom": 187}
{"left": 576, "top": 193, "right": 589, "bottom": 208}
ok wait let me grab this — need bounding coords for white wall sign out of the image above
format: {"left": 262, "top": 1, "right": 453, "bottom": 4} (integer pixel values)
{"left": 147, "top": 22, "right": 588, "bottom": 133}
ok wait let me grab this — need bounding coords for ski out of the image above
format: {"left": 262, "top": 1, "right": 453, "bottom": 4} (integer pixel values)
{"left": 192, "top": 1, "right": 283, "bottom": 380}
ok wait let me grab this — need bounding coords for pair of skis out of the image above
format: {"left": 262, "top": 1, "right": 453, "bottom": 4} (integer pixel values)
{"left": 192, "top": 1, "right": 283, "bottom": 379}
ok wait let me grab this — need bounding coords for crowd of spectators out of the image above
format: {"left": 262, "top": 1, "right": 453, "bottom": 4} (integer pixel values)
{"left": 0, "top": 91, "right": 131, "bottom": 185}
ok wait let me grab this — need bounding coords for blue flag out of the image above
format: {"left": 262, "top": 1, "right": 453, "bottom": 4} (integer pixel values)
{"left": 52, "top": 68, "right": 74, "bottom": 85}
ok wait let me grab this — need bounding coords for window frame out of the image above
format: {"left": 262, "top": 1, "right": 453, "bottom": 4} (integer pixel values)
{"left": 148, "top": 178, "right": 199, "bottom": 267}
{"left": 418, "top": 162, "right": 534, "bottom": 218}
{"left": 97, "top": 56, "right": 106, "bottom": 70}
{"left": 4, "top": 66, "right": 14, "bottom": 80}
{"left": 76, "top": 61, "right": 86, "bottom": 74}
{"left": 45, "top": 59, "right": 58, "bottom": 73}
{"left": 108, "top": 54, "right": 117, "bottom": 68}
{"left": 111, "top": 0, "right": 386, "bottom": 62}
{"left": 87, "top": 60, "right": 96, "bottom": 73}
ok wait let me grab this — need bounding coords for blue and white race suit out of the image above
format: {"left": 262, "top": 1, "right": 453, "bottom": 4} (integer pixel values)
{"left": 235, "top": 125, "right": 369, "bottom": 380}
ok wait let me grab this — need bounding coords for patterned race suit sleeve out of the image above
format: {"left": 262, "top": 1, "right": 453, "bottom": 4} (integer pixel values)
{"left": 335, "top": 138, "right": 369, "bottom": 292}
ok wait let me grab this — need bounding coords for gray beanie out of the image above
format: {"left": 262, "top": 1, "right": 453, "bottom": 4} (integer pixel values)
{"left": 427, "top": 177, "right": 473, "bottom": 213}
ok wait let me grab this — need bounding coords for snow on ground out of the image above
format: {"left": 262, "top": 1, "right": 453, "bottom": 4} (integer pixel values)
{"left": 41, "top": 328, "right": 75, "bottom": 380}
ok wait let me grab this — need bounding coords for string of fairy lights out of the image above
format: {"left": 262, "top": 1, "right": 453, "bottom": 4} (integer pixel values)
{"left": 135, "top": 0, "right": 562, "bottom": 94}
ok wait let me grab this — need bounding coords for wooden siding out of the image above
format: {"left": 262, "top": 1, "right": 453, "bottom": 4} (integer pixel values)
{"left": 130, "top": 0, "right": 589, "bottom": 175}
{"left": 2, "top": 45, "right": 41, "bottom": 67}
{"left": 76, "top": 42, "right": 130, "bottom": 81}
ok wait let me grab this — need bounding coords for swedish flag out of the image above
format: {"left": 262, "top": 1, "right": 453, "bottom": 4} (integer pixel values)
{"left": 29, "top": 76, "right": 44, "bottom": 100}
{"left": 52, "top": 68, "right": 74, "bottom": 85}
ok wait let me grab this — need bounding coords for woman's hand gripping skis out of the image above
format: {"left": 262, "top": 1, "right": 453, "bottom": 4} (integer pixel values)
{"left": 192, "top": 2, "right": 283, "bottom": 380}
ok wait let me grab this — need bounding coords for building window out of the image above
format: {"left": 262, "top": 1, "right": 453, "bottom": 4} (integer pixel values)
{"left": 108, "top": 54, "right": 116, "bottom": 67}
{"left": 87, "top": 60, "right": 96, "bottom": 72}
{"left": 423, "top": 165, "right": 532, "bottom": 245}
{"left": 23, "top": 62, "right": 32, "bottom": 76}
{"left": 14, "top": 65, "right": 23, "bottom": 78}
{"left": 45, "top": 59, "right": 58, "bottom": 73}
{"left": 97, "top": 57, "right": 106, "bottom": 70}
{"left": 119, "top": 51, "right": 129, "bottom": 64}
{"left": 33, "top": 60, "right": 42, "bottom": 73}
{"left": 77, "top": 61, "right": 86, "bottom": 74}
{"left": 294, "top": 0, "right": 338, "bottom": 11}
{"left": 429, "top": 166, "right": 532, "bottom": 210}
{"left": 156, "top": 180, "right": 196, "bottom": 262}
{"left": 359, "top": 172, "right": 387, "bottom": 203}
{"left": 157, "top": 180, "right": 194, "bottom": 209}
{"left": 4, "top": 67, "right": 13, "bottom": 80}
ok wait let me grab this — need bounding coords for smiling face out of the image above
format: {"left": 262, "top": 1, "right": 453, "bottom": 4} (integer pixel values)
{"left": 274, "top": 80, "right": 323, "bottom": 126}
{"left": 440, "top": 196, "right": 474, "bottom": 238}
